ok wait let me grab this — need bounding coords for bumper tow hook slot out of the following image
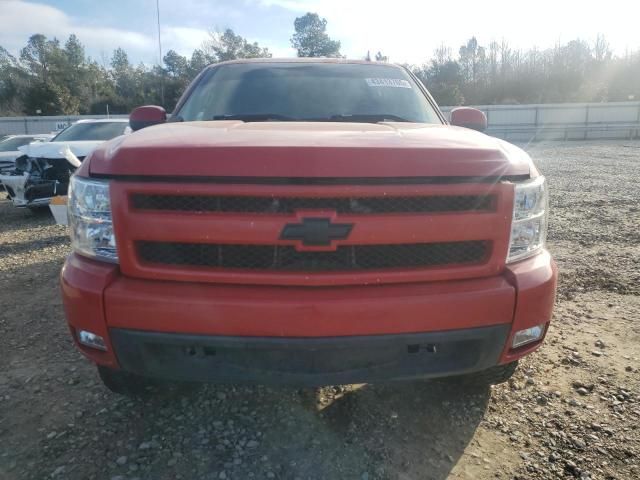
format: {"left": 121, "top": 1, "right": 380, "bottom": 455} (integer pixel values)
{"left": 183, "top": 346, "right": 217, "bottom": 358}
{"left": 407, "top": 344, "right": 437, "bottom": 354}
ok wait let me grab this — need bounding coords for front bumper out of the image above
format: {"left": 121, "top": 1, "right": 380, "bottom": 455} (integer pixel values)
{"left": 110, "top": 326, "right": 510, "bottom": 386}
{"left": 0, "top": 172, "right": 53, "bottom": 207}
{"left": 61, "top": 250, "right": 557, "bottom": 383}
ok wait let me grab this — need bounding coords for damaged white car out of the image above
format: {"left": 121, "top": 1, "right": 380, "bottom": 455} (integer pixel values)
{"left": 0, "top": 119, "right": 129, "bottom": 208}
{"left": 0, "top": 134, "right": 53, "bottom": 174}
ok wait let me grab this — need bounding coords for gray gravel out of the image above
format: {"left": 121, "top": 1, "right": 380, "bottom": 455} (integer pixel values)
{"left": 1, "top": 140, "right": 639, "bottom": 480}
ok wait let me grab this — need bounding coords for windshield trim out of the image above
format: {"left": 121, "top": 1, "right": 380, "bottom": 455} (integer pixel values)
{"left": 404, "top": 66, "right": 447, "bottom": 124}
{"left": 52, "top": 125, "right": 73, "bottom": 141}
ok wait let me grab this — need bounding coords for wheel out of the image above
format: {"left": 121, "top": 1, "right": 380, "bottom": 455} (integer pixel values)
{"left": 470, "top": 361, "right": 519, "bottom": 386}
{"left": 97, "top": 365, "right": 155, "bottom": 396}
{"left": 440, "top": 361, "right": 519, "bottom": 389}
{"left": 27, "top": 204, "right": 49, "bottom": 213}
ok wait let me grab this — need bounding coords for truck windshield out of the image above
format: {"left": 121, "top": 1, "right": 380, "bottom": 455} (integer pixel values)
{"left": 176, "top": 62, "right": 442, "bottom": 124}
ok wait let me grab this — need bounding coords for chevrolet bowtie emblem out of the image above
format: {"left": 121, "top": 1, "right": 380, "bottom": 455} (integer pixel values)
{"left": 280, "top": 218, "right": 353, "bottom": 246}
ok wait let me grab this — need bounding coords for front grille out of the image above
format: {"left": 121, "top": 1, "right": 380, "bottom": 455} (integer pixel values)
{"left": 131, "top": 194, "right": 494, "bottom": 214}
{"left": 137, "top": 241, "right": 489, "bottom": 271}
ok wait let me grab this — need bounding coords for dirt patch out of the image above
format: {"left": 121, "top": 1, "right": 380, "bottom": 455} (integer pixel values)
{"left": 1, "top": 140, "right": 639, "bottom": 479}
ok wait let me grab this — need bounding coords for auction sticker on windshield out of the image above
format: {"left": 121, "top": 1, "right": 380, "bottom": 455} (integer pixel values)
{"left": 365, "top": 78, "right": 412, "bottom": 88}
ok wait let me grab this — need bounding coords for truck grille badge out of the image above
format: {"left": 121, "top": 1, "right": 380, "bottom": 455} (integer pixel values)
{"left": 280, "top": 218, "right": 353, "bottom": 246}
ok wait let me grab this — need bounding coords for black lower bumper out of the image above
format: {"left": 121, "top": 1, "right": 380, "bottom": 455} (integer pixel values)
{"left": 110, "top": 325, "right": 510, "bottom": 386}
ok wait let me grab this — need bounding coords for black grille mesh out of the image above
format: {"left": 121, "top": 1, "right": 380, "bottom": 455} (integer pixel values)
{"left": 131, "top": 194, "right": 493, "bottom": 214}
{"left": 137, "top": 241, "right": 489, "bottom": 271}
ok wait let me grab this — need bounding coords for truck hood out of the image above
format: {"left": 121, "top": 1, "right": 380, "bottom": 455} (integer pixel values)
{"left": 19, "top": 140, "right": 104, "bottom": 159}
{"left": 88, "top": 121, "right": 532, "bottom": 179}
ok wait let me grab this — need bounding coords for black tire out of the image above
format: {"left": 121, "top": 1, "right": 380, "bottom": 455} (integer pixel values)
{"left": 97, "top": 365, "right": 154, "bottom": 396}
{"left": 27, "top": 205, "right": 48, "bottom": 213}
{"left": 440, "top": 361, "right": 519, "bottom": 389}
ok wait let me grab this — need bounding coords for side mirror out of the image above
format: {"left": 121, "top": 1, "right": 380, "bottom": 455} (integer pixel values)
{"left": 450, "top": 107, "right": 487, "bottom": 132}
{"left": 129, "top": 105, "right": 167, "bottom": 131}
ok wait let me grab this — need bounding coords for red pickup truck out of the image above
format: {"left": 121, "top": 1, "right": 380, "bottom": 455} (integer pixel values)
{"left": 61, "top": 59, "right": 557, "bottom": 394}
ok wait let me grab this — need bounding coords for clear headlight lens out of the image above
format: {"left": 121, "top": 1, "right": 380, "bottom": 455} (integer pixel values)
{"left": 508, "top": 176, "right": 548, "bottom": 263}
{"left": 68, "top": 176, "right": 118, "bottom": 263}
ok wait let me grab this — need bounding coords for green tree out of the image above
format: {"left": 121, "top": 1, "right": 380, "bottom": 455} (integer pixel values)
{"left": 161, "top": 50, "right": 193, "bottom": 110}
{"left": 458, "top": 37, "right": 486, "bottom": 85}
{"left": 0, "top": 47, "right": 28, "bottom": 114}
{"left": 111, "top": 47, "right": 130, "bottom": 76}
{"left": 2, "top": 30, "right": 640, "bottom": 116}
{"left": 20, "top": 34, "right": 54, "bottom": 84}
{"left": 22, "top": 82, "right": 61, "bottom": 114}
{"left": 188, "top": 49, "right": 212, "bottom": 77}
{"left": 291, "top": 13, "right": 341, "bottom": 57}
{"left": 414, "top": 45, "right": 465, "bottom": 106}
{"left": 110, "top": 47, "right": 139, "bottom": 105}
{"left": 163, "top": 50, "right": 188, "bottom": 78}
{"left": 18, "top": 34, "right": 84, "bottom": 114}
{"left": 64, "top": 34, "right": 85, "bottom": 68}
{"left": 204, "top": 29, "right": 271, "bottom": 62}
{"left": 85, "top": 61, "right": 124, "bottom": 114}
{"left": 59, "top": 34, "right": 89, "bottom": 113}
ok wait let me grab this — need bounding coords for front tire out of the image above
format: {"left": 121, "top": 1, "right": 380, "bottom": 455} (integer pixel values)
{"left": 441, "top": 361, "right": 519, "bottom": 389}
{"left": 97, "top": 366, "right": 154, "bottom": 396}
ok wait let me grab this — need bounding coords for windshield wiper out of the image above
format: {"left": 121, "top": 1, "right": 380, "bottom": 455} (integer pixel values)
{"left": 210, "top": 113, "right": 411, "bottom": 123}
{"left": 309, "top": 114, "right": 411, "bottom": 123}
{"left": 211, "top": 114, "right": 297, "bottom": 122}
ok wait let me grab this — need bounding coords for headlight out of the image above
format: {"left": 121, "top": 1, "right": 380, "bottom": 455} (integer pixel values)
{"left": 68, "top": 176, "right": 118, "bottom": 263}
{"left": 507, "top": 176, "right": 548, "bottom": 263}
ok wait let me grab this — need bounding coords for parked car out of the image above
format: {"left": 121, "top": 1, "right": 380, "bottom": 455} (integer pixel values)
{"left": 0, "top": 134, "right": 52, "bottom": 173}
{"left": 60, "top": 59, "right": 557, "bottom": 395}
{"left": 0, "top": 119, "right": 129, "bottom": 208}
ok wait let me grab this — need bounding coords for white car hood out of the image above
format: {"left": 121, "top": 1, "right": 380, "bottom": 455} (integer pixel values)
{"left": 18, "top": 140, "right": 104, "bottom": 159}
{"left": 0, "top": 151, "right": 20, "bottom": 162}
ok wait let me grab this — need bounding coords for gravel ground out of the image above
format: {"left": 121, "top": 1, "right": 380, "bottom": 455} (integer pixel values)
{"left": 0, "top": 140, "right": 639, "bottom": 480}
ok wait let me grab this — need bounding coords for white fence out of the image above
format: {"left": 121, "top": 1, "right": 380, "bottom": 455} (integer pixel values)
{"left": 1, "top": 102, "right": 640, "bottom": 141}
{"left": 440, "top": 101, "right": 640, "bottom": 141}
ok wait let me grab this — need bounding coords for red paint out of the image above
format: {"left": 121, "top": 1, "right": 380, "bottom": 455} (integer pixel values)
{"left": 450, "top": 107, "right": 488, "bottom": 132}
{"left": 129, "top": 105, "right": 167, "bottom": 131}
{"left": 60, "top": 254, "right": 120, "bottom": 368}
{"left": 499, "top": 250, "right": 558, "bottom": 363}
{"left": 88, "top": 122, "right": 530, "bottom": 178}
{"left": 109, "top": 181, "right": 514, "bottom": 286}
{"left": 61, "top": 251, "right": 556, "bottom": 368}
{"left": 103, "top": 274, "right": 515, "bottom": 336}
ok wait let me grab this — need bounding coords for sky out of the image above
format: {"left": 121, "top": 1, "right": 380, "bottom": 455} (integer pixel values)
{"left": 1, "top": 0, "right": 640, "bottom": 67}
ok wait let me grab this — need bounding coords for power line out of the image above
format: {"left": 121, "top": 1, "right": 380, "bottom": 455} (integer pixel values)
{"left": 156, "top": 0, "right": 165, "bottom": 106}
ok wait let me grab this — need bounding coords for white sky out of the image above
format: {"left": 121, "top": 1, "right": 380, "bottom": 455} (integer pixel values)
{"left": 1, "top": 0, "right": 639, "bottom": 65}
{"left": 286, "top": 0, "right": 640, "bottom": 63}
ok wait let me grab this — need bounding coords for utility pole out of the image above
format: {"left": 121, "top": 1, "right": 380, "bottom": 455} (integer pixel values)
{"left": 156, "top": 0, "right": 165, "bottom": 107}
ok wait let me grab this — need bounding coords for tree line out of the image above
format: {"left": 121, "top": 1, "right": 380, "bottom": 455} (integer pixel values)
{"left": 0, "top": 12, "right": 638, "bottom": 116}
